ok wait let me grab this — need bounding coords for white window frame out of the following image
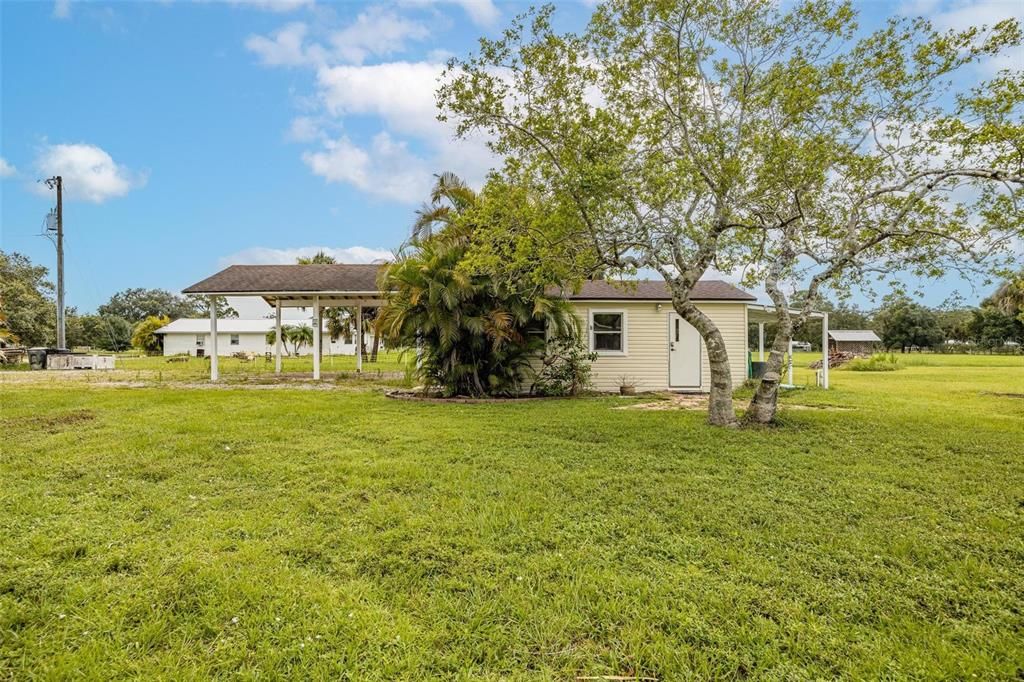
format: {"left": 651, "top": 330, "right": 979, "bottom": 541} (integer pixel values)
{"left": 230, "top": 334, "right": 240, "bottom": 346}
{"left": 589, "top": 309, "right": 627, "bottom": 356}
{"left": 195, "top": 335, "right": 205, "bottom": 347}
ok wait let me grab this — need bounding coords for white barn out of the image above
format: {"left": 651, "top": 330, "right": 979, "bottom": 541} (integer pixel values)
{"left": 155, "top": 318, "right": 371, "bottom": 357}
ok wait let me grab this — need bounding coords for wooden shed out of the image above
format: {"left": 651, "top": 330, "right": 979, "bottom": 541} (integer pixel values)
{"left": 828, "top": 330, "right": 881, "bottom": 355}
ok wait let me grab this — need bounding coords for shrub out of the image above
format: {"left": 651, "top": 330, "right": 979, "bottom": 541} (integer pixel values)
{"left": 377, "top": 238, "right": 575, "bottom": 398}
{"left": 532, "top": 335, "right": 596, "bottom": 396}
{"left": 847, "top": 353, "right": 902, "bottom": 372}
{"left": 131, "top": 315, "right": 171, "bottom": 353}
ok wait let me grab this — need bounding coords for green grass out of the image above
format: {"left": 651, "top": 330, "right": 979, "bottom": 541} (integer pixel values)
{"left": 1, "top": 355, "right": 1022, "bottom": 679}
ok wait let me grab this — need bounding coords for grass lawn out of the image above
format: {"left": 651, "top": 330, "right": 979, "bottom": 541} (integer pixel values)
{"left": 110, "top": 351, "right": 409, "bottom": 378}
{"left": 1, "top": 354, "right": 1022, "bottom": 678}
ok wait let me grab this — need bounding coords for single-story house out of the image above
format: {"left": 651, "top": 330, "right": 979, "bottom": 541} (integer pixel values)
{"left": 556, "top": 279, "right": 753, "bottom": 392}
{"left": 828, "top": 330, "right": 881, "bottom": 355}
{"left": 154, "top": 318, "right": 370, "bottom": 357}
{"left": 182, "top": 264, "right": 831, "bottom": 390}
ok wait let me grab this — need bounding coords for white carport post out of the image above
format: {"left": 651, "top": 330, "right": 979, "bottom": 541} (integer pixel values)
{"left": 274, "top": 299, "right": 283, "bottom": 374}
{"left": 313, "top": 296, "right": 321, "bottom": 380}
{"left": 356, "top": 304, "right": 363, "bottom": 372}
{"left": 758, "top": 322, "right": 765, "bottom": 361}
{"left": 209, "top": 295, "right": 219, "bottom": 382}
{"left": 821, "top": 311, "right": 830, "bottom": 389}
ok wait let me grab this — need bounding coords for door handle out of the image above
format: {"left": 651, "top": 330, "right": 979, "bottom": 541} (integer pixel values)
{"left": 670, "top": 342, "right": 675, "bottom": 351}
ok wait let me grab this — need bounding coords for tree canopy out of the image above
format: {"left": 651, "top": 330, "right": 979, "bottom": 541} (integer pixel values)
{"left": 377, "top": 173, "right": 577, "bottom": 397}
{"left": 440, "top": 0, "right": 1023, "bottom": 425}
{"left": 0, "top": 250, "right": 57, "bottom": 347}
{"left": 131, "top": 315, "right": 172, "bottom": 352}
{"left": 98, "top": 288, "right": 236, "bottom": 323}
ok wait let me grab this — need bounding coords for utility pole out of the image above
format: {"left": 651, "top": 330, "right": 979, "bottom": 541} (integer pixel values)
{"left": 44, "top": 176, "right": 65, "bottom": 350}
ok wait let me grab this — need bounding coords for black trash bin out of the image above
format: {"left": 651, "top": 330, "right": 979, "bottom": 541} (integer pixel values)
{"left": 28, "top": 347, "right": 48, "bottom": 370}
{"left": 750, "top": 361, "right": 767, "bottom": 379}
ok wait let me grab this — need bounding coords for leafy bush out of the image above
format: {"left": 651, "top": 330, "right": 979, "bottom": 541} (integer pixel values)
{"left": 131, "top": 315, "right": 171, "bottom": 352}
{"left": 532, "top": 335, "right": 596, "bottom": 396}
{"left": 377, "top": 237, "right": 575, "bottom": 398}
{"left": 847, "top": 353, "right": 902, "bottom": 372}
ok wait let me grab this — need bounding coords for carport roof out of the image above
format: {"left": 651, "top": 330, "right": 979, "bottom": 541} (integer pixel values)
{"left": 183, "top": 264, "right": 382, "bottom": 295}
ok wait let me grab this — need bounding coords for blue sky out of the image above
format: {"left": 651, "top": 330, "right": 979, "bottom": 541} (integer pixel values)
{"left": 1, "top": 0, "right": 1021, "bottom": 317}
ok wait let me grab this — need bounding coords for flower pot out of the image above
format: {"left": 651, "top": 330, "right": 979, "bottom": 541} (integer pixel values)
{"left": 619, "top": 385, "right": 636, "bottom": 396}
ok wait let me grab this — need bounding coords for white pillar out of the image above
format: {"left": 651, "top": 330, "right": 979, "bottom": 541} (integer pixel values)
{"left": 821, "top": 312, "right": 830, "bottom": 389}
{"left": 758, "top": 322, "right": 765, "bottom": 361}
{"left": 313, "top": 296, "right": 321, "bottom": 380}
{"left": 787, "top": 339, "right": 794, "bottom": 386}
{"left": 209, "top": 295, "right": 219, "bottom": 381}
{"left": 356, "top": 304, "right": 363, "bottom": 372}
{"left": 274, "top": 299, "right": 283, "bottom": 374}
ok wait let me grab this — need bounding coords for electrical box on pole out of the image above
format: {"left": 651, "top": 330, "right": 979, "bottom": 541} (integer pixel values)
{"left": 43, "top": 176, "right": 65, "bottom": 350}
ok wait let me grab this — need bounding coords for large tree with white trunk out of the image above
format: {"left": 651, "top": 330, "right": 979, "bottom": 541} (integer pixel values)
{"left": 440, "top": 0, "right": 1022, "bottom": 427}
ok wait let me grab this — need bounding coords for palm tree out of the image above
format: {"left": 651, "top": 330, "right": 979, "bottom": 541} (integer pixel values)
{"left": 265, "top": 328, "right": 290, "bottom": 355}
{"left": 295, "top": 252, "right": 341, "bottom": 360}
{"left": 411, "top": 172, "right": 478, "bottom": 243}
{"left": 287, "top": 325, "right": 314, "bottom": 356}
{"left": 377, "top": 229, "right": 575, "bottom": 397}
{"left": 986, "top": 271, "right": 1024, "bottom": 320}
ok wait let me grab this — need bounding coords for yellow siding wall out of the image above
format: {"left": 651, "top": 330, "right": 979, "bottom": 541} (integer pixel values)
{"left": 571, "top": 301, "right": 749, "bottom": 393}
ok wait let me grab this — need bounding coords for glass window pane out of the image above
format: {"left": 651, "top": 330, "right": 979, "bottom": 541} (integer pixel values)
{"left": 592, "top": 313, "right": 622, "bottom": 332}
{"left": 594, "top": 332, "right": 622, "bottom": 351}
{"left": 525, "top": 318, "right": 546, "bottom": 337}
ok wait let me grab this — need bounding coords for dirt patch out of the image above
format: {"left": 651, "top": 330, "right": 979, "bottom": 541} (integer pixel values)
{"left": 613, "top": 393, "right": 852, "bottom": 412}
{"left": 19, "top": 409, "right": 97, "bottom": 433}
{"left": 982, "top": 391, "right": 1024, "bottom": 399}
{"left": 613, "top": 394, "right": 716, "bottom": 411}
{"left": 385, "top": 390, "right": 557, "bottom": 404}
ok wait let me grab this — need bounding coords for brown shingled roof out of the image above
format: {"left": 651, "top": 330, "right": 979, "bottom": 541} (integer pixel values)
{"left": 183, "top": 264, "right": 754, "bottom": 301}
{"left": 562, "top": 279, "right": 755, "bottom": 301}
{"left": 183, "top": 264, "right": 383, "bottom": 294}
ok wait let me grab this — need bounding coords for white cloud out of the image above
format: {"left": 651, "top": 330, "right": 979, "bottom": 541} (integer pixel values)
{"left": 53, "top": 0, "right": 71, "bottom": 19}
{"left": 219, "top": 245, "right": 393, "bottom": 267}
{"left": 316, "top": 61, "right": 445, "bottom": 138}
{"left": 33, "top": 143, "right": 146, "bottom": 203}
{"left": 285, "top": 115, "right": 322, "bottom": 142}
{"left": 227, "top": 0, "right": 314, "bottom": 13}
{"left": 313, "top": 60, "right": 496, "bottom": 189}
{"left": 246, "top": 8, "right": 500, "bottom": 204}
{"left": 246, "top": 8, "right": 429, "bottom": 67}
{"left": 329, "top": 7, "right": 429, "bottom": 65}
{"left": 401, "top": 0, "right": 500, "bottom": 28}
{"left": 921, "top": 0, "right": 1022, "bottom": 31}
{"left": 245, "top": 22, "right": 324, "bottom": 67}
{"left": 903, "top": 0, "right": 1024, "bottom": 74}
{"left": 302, "top": 132, "right": 433, "bottom": 203}
{"left": 0, "top": 158, "right": 15, "bottom": 178}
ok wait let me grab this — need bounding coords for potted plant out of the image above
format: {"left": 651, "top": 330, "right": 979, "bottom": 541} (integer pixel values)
{"left": 618, "top": 375, "right": 638, "bottom": 396}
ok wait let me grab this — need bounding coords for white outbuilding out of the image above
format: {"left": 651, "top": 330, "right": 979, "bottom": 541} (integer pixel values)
{"left": 155, "top": 318, "right": 369, "bottom": 357}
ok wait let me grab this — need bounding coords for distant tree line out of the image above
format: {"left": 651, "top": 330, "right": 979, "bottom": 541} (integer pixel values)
{"left": 750, "top": 275, "right": 1024, "bottom": 353}
{"left": 1, "top": 250, "right": 236, "bottom": 352}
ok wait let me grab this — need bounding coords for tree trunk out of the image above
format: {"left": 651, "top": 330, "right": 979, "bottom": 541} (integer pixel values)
{"left": 370, "top": 333, "right": 380, "bottom": 363}
{"left": 674, "top": 299, "right": 738, "bottom": 428}
{"left": 744, "top": 280, "right": 793, "bottom": 425}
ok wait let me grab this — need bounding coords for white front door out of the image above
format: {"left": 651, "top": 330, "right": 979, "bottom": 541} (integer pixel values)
{"left": 669, "top": 313, "right": 702, "bottom": 388}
